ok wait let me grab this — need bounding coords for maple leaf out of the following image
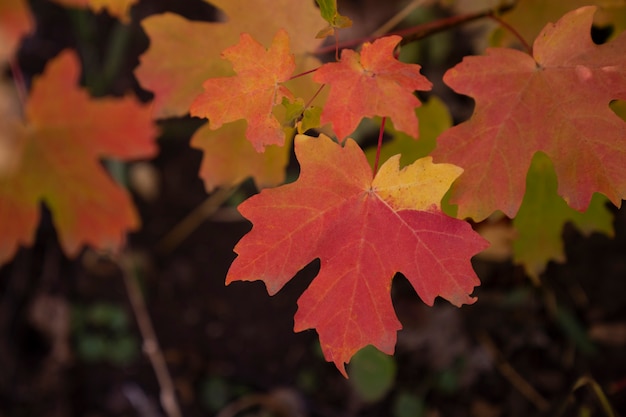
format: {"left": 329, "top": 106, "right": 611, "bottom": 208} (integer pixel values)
{"left": 135, "top": 0, "right": 324, "bottom": 190}
{"left": 0, "top": 50, "right": 157, "bottom": 265}
{"left": 190, "top": 29, "right": 295, "bottom": 151}
{"left": 50, "top": 0, "right": 137, "bottom": 23}
{"left": 0, "top": 0, "right": 33, "bottom": 62}
{"left": 313, "top": 35, "right": 432, "bottom": 140}
{"left": 190, "top": 121, "right": 289, "bottom": 192}
{"left": 431, "top": 6, "right": 626, "bottom": 221}
{"left": 315, "top": 0, "right": 353, "bottom": 39}
{"left": 226, "top": 134, "right": 487, "bottom": 376}
{"left": 136, "top": 0, "right": 325, "bottom": 118}
{"left": 491, "top": 0, "right": 626, "bottom": 48}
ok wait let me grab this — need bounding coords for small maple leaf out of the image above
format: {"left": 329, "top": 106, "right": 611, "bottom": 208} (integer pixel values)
{"left": 226, "top": 134, "right": 487, "bottom": 376}
{"left": 432, "top": 6, "right": 626, "bottom": 221}
{"left": 315, "top": 0, "right": 352, "bottom": 39}
{"left": 0, "top": 50, "right": 157, "bottom": 265}
{"left": 313, "top": 35, "right": 432, "bottom": 140}
{"left": 190, "top": 29, "right": 296, "bottom": 151}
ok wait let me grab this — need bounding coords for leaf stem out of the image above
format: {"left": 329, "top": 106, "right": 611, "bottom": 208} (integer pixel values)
{"left": 488, "top": 13, "right": 532, "bottom": 54}
{"left": 304, "top": 83, "right": 326, "bottom": 109}
{"left": 373, "top": 117, "right": 386, "bottom": 176}
{"left": 288, "top": 66, "right": 321, "bottom": 80}
{"left": 9, "top": 58, "right": 28, "bottom": 109}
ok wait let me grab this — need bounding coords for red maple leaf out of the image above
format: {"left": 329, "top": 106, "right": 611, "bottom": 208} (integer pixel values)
{"left": 0, "top": 50, "right": 157, "bottom": 265}
{"left": 226, "top": 134, "right": 487, "bottom": 375}
{"left": 432, "top": 6, "right": 626, "bottom": 221}
{"left": 313, "top": 35, "right": 432, "bottom": 140}
{"left": 190, "top": 29, "right": 295, "bottom": 151}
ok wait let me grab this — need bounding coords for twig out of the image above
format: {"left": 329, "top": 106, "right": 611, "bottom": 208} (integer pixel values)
{"left": 120, "top": 256, "right": 182, "bottom": 417}
{"left": 371, "top": 0, "right": 430, "bottom": 38}
{"left": 9, "top": 58, "right": 28, "bottom": 108}
{"left": 156, "top": 186, "right": 237, "bottom": 254}
{"left": 313, "top": 2, "right": 516, "bottom": 55}
{"left": 478, "top": 332, "right": 550, "bottom": 412}
{"left": 555, "top": 375, "right": 617, "bottom": 417}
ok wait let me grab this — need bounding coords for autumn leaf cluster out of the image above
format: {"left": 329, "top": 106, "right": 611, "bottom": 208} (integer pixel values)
{"left": 1, "top": 0, "right": 626, "bottom": 374}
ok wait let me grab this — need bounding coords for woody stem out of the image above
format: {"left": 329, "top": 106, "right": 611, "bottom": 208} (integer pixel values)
{"left": 373, "top": 117, "right": 387, "bottom": 175}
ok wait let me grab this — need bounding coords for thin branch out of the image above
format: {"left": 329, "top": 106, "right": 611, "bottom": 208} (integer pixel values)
{"left": 156, "top": 186, "right": 237, "bottom": 254}
{"left": 9, "top": 58, "right": 28, "bottom": 109}
{"left": 373, "top": 117, "right": 386, "bottom": 175}
{"left": 314, "top": 3, "right": 516, "bottom": 55}
{"left": 120, "top": 256, "right": 182, "bottom": 417}
{"left": 478, "top": 332, "right": 550, "bottom": 412}
{"left": 488, "top": 13, "right": 532, "bottom": 54}
{"left": 371, "top": 0, "right": 430, "bottom": 38}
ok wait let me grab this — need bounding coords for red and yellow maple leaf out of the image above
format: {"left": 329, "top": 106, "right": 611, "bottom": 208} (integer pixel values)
{"left": 0, "top": 0, "right": 33, "bottom": 62}
{"left": 432, "top": 6, "right": 626, "bottom": 221}
{"left": 226, "top": 134, "right": 487, "bottom": 376}
{"left": 313, "top": 35, "right": 432, "bottom": 140}
{"left": 190, "top": 29, "right": 295, "bottom": 151}
{"left": 50, "top": 0, "right": 137, "bottom": 23}
{"left": 0, "top": 50, "right": 157, "bottom": 265}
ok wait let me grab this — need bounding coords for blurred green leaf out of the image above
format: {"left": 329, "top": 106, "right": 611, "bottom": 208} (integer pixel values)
{"left": 348, "top": 345, "right": 396, "bottom": 403}
{"left": 513, "top": 153, "right": 613, "bottom": 282}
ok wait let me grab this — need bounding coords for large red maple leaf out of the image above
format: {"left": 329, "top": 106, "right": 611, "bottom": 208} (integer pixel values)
{"left": 313, "top": 35, "right": 432, "bottom": 140}
{"left": 432, "top": 6, "right": 626, "bottom": 221}
{"left": 190, "top": 29, "right": 295, "bottom": 151}
{"left": 0, "top": 50, "right": 157, "bottom": 265}
{"left": 226, "top": 134, "right": 487, "bottom": 376}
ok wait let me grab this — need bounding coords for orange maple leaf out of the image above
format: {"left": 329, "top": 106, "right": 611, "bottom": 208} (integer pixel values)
{"left": 135, "top": 0, "right": 324, "bottom": 118}
{"left": 313, "top": 35, "right": 432, "bottom": 140}
{"left": 135, "top": 0, "right": 325, "bottom": 191}
{"left": 190, "top": 29, "right": 295, "bottom": 151}
{"left": 226, "top": 134, "right": 487, "bottom": 376}
{"left": 0, "top": 50, "right": 157, "bottom": 265}
{"left": 0, "top": 0, "right": 34, "bottom": 62}
{"left": 432, "top": 6, "right": 626, "bottom": 221}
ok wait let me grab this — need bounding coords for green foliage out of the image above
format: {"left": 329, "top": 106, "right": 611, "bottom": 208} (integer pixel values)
{"left": 348, "top": 345, "right": 397, "bottom": 402}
